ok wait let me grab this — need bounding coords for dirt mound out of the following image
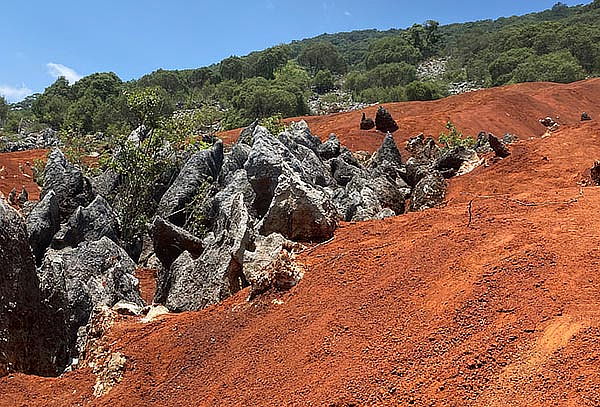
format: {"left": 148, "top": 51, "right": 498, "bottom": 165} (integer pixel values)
{"left": 220, "top": 78, "right": 600, "bottom": 153}
{"left": 3, "top": 82, "right": 600, "bottom": 406}
{"left": 0, "top": 149, "right": 46, "bottom": 201}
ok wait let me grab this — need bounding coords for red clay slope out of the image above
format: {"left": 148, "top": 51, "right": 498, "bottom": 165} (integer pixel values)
{"left": 2, "top": 81, "right": 600, "bottom": 406}
{"left": 0, "top": 149, "right": 46, "bottom": 201}
{"left": 221, "top": 78, "right": 600, "bottom": 152}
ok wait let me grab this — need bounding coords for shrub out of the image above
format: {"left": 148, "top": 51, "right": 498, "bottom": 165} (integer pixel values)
{"left": 405, "top": 81, "right": 447, "bottom": 101}
{"left": 438, "top": 121, "right": 475, "bottom": 149}
{"left": 313, "top": 70, "right": 335, "bottom": 94}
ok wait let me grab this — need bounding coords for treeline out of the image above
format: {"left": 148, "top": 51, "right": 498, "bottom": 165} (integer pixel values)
{"left": 2, "top": 1, "right": 599, "bottom": 136}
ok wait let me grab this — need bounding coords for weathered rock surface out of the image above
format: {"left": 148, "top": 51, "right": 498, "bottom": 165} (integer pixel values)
{"left": 157, "top": 140, "right": 224, "bottom": 225}
{"left": 317, "top": 134, "right": 341, "bottom": 160}
{"left": 259, "top": 173, "right": 338, "bottom": 241}
{"left": 52, "top": 196, "right": 121, "bottom": 249}
{"left": 244, "top": 233, "right": 304, "bottom": 299}
{"left": 26, "top": 190, "right": 60, "bottom": 264}
{"left": 0, "top": 199, "right": 68, "bottom": 377}
{"left": 488, "top": 134, "right": 511, "bottom": 158}
{"left": 42, "top": 149, "right": 95, "bottom": 221}
{"left": 409, "top": 171, "right": 447, "bottom": 212}
{"left": 38, "top": 237, "right": 143, "bottom": 359}
{"left": 150, "top": 216, "right": 203, "bottom": 270}
{"left": 156, "top": 194, "right": 251, "bottom": 312}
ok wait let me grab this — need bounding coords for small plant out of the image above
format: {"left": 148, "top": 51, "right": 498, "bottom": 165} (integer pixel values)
{"left": 259, "top": 114, "right": 287, "bottom": 135}
{"left": 438, "top": 121, "right": 475, "bottom": 149}
{"left": 184, "top": 181, "right": 210, "bottom": 238}
{"left": 32, "top": 156, "right": 48, "bottom": 187}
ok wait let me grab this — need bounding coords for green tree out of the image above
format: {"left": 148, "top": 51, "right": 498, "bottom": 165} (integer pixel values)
{"left": 366, "top": 62, "right": 417, "bottom": 88}
{"left": 32, "top": 77, "right": 72, "bottom": 129}
{"left": 253, "top": 45, "right": 290, "bottom": 79}
{"left": 511, "top": 51, "right": 586, "bottom": 83}
{"left": 274, "top": 61, "right": 311, "bottom": 91}
{"left": 344, "top": 71, "right": 370, "bottom": 92}
{"left": 298, "top": 41, "right": 347, "bottom": 74}
{"left": 366, "top": 36, "right": 422, "bottom": 69}
{"left": 220, "top": 56, "right": 246, "bottom": 81}
{"left": 405, "top": 81, "right": 447, "bottom": 101}
{"left": 125, "top": 87, "right": 172, "bottom": 128}
{"left": 0, "top": 96, "right": 8, "bottom": 126}
{"left": 313, "top": 70, "right": 335, "bottom": 94}
{"left": 489, "top": 48, "right": 536, "bottom": 85}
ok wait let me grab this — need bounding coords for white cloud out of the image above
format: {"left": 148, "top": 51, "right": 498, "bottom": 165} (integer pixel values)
{"left": 344, "top": 10, "right": 351, "bottom": 16}
{"left": 47, "top": 62, "right": 83, "bottom": 84}
{"left": 0, "top": 85, "right": 33, "bottom": 102}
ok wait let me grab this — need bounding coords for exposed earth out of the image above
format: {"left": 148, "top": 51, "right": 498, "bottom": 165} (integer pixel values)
{"left": 1, "top": 79, "right": 600, "bottom": 406}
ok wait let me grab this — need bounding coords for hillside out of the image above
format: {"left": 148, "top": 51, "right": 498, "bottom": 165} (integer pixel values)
{"left": 2, "top": 79, "right": 599, "bottom": 406}
{"left": 220, "top": 78, "right": 600, "bottom": 151}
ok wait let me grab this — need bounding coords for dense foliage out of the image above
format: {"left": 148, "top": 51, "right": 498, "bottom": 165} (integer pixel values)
{"left": 2, "top": 1, "right": 599, "bottom": 136}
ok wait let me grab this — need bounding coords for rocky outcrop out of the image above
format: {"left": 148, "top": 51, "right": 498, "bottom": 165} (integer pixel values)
{"left": 157, "top": 140, "right": 224, "bottom": 225}
{"left": 244, "top": 233, "right": 304, "bottom": 299}
{"left": 150, "top": 216, "right": 203, "bottom": 269}
{"left": 26, "top": 190, "right": 60, "bottom": 264}
{"left": 409, "top": 171, "right": 447, "bottom": 212}
{"left": 375, "top": 106, "right": 399, "bottom": 133}
{"left": 317, "top": 134, "right": 341, "bottom": 160}
{"left": 156, "top": 194, "right": 251, "bottom": 312}
{"left": 42, "top": 149, "right": 95, "bottom": 221}
{"left": 0, "top": 200, "right": 68, "bottom": 377}
{"left": 38, "top": 237, "right": 143, "bottom": 359}
{"left": 360, "top": 112, "right": 375, "bottom": 130}
{"left": 259, "top": 173, "right": 338, "bottom": 241}
{"left": 52, "top": 196, "right": 121, "bottom": 250}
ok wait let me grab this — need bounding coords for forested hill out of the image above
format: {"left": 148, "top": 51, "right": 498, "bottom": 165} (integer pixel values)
{"left": 1, "top": 1, "right": 599, "bottom": 137}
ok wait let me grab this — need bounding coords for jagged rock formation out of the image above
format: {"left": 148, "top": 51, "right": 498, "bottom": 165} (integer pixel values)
{"left": 42, "top": 149, "right": 95, "bottom": 221}
{"left": 38, "top": 237, "right": 143, "bottom": 360}
{"left": 488, "top": 134, "right": 511, "bottom": 158}
{"left": 0, "top": 199, "right": 68, "bottom": 377}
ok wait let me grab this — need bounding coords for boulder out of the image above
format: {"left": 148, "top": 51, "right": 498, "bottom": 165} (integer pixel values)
{"left": 150, "top": 216, "right": 203, "bottom": 270}
{"left": 38, "top": 237, "right": 143, "bottom": 359}
{"left": 331, "top": 154, "right": 364, "bottom": 186}
{"left": 218, "top": 142, "right": 252, "bottom": 185}
{"left": 42, "top": 149, "right": 95, "bottom": 221}
{"left": 360, "top": 112, "right": 375, "bottom": 130}
{"left": 434, "top": 146, "right": 476, "bottom": 178}
{"left": 26, "top": 190, "right": 60, "bottom": 264}
{"left": 474, "top": 132, "right": 492, "bottom": 154}
{"left": 409, "top": 171, "right": 447, "bottom": 212}
{"left": 52, "top": 196, "right": 121, "bottom": 250}
{"left": 91, "top": 169, "right": 121, "bottom": 201}
{"left": 156, "top": 194, "right": 252, "bottom": 312}
{"left": 0, "top": 199, "right": 68, "bottom": 377}
{"left": 238, "top": 119, "right": 259, "bottom": 145}
{"left": 317, "top": 134, "right": 341, "bottom": 160}
{"left": 157, "top": 140, "right": 224, "bottom": 225}
{"left": 502, "top": 133, "right": 519, "bottom": 144}
{"left": 282, "top": 120, "right": 322, "bottom": 153}
{"left": 127, "top": 125, "right": 150, "bottom": 145}
{"left": 488, "top": 134, "right": 511, "bottom": 158}
{"left": 259, "top": 173, "right": 338, "bottom": 241}
{"left": 581, "top": 112, "right": 592, "bottom": 121}
{"left": 244, "top": 233, "right": 304, "bottom": 299}
{"left": 406, "top": 134, "right": 441, "bottom": 161}
{"left": 375, "top": 106, "right": 399, "bottom": 133}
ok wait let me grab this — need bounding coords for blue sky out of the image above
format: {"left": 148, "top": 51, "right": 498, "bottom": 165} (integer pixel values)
{"left": 0, "top": 0, "right": 585, "bottom": 102}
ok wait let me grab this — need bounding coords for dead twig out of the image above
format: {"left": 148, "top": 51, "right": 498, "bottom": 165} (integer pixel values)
{"left": 467, "top": 199, "right": 474, "bottom": 228}
{"left": 299, "top": 237, "right": 335, "bottom": 254}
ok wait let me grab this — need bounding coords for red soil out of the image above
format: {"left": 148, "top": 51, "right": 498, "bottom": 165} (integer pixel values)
{"left": 2, "top": 80, "right": 600, "bottom": 406}
{"left": 136, "top": 268, "right": 157, "bottom": 305}
{"left": 220, "top": 78, "right": 600, "bottom": 153}
{"left": 0, "top": 149, "right": 47, "bottom": 201}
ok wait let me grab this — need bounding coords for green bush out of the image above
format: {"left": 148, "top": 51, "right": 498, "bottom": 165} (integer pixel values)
{"left": 313, "top": 70, "right": 335, "bottom": 94}
{"left": 511, "top": 50, "right": 586, "bottom": 83}
{"left": 438, "top": 121, "right": 475, "bottom": 149}
{"left": 405, "top": 81, "right": 447, "bottom": 101}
